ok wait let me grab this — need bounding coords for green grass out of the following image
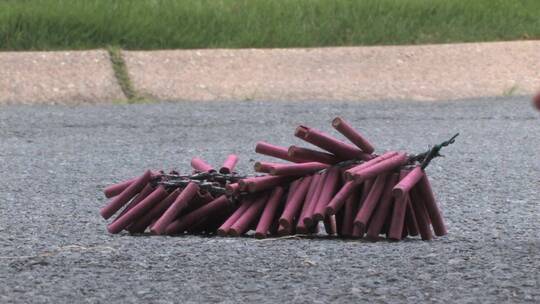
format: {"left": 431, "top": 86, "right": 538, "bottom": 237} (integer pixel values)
{"left": 1, "top": 0, "right": 539, "bottom": 50}
{"left": 107, "top": 46, "right": 137, "bottom": 100}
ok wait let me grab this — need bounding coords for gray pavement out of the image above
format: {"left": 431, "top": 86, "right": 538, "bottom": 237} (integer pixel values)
{"left": 0, "top": 97, "right": 539, "bottom": 303}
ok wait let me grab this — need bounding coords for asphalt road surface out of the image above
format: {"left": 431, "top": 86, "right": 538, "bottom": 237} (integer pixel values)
{"left": 1, "top": 97, "right": 539, "bottom": 303}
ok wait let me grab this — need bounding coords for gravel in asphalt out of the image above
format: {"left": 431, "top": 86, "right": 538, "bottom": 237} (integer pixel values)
{"left": 0, "top": 97, "right": 539, "bottom": 303}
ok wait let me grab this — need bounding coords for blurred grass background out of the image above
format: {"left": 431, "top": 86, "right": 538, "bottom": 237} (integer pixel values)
{"left": 1, "top": 0, "right": 539, "bottom": 50}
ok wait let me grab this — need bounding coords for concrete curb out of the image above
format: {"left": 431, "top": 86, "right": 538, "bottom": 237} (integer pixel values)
{"left": 0, "top": 50, "right": 126, "bottom": 104}
{"left": 1, "top": 41, "right": 539, "bottom": 104}
{"left": 125, "top": 41, "right": 540, "bottom": 102}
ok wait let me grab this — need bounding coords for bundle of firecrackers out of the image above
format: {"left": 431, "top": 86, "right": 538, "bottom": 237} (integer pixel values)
{"left": 100, "top": 117, "right": 458, "bottom": 241}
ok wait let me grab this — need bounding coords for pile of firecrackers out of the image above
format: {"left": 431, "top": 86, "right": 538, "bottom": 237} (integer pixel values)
{"left": 100, "top": 117, "right": 457, "bottom": 241}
